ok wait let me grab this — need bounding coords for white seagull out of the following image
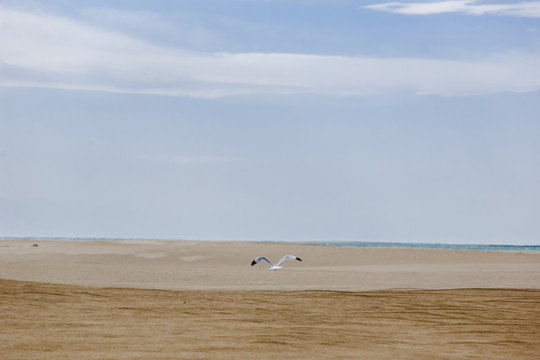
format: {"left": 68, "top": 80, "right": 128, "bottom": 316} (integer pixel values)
{"left": 250, "top": 255, "right": 302, "bottom": 270}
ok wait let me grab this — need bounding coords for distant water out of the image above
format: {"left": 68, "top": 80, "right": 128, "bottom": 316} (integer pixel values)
{"left": 303, "top": 241, "right": 540, "bottom": 252}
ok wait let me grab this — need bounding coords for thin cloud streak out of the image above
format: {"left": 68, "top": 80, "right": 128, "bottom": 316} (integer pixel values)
{"left": 1, "top": 6, "right": 540, "bottom": 98}
{"left": 364, "top": 0, "right": 540, "bottom": 18}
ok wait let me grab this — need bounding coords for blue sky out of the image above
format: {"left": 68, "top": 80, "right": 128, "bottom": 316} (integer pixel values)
{"left": 1, "top": 0, "right": 539, "bottom": 244}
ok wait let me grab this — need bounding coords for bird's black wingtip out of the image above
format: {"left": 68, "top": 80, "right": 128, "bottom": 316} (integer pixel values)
{"left": 296, "top": 257, "right": 302, "bottom": 262}
{"left": 251, "top": 260, "right": 256, "bottom": 266}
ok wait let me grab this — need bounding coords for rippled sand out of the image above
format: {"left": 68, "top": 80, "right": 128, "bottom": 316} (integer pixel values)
{"left": 1, "top": 280, "right": 539, "bottom": 360}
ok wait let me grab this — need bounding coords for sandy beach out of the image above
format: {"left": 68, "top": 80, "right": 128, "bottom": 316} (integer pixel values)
{"left": 1, "top": 239, "right": 540, "bottom": 359}
{"left": 1, "top": 239, "right": 539, "bottom": 290}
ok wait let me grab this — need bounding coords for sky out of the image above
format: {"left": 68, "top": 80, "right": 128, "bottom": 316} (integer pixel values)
{"left": 1, "top": 0, "right": 539, "bottom": 244}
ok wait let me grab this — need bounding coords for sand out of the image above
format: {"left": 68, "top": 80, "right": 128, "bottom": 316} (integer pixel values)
{"left": 1, "top": 239, "right": 540, "bottom": 359}
{"left": 1, "top": 239, "right": 539, "bottom": 290}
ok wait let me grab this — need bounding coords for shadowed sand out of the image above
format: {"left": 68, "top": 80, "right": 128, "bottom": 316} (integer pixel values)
{"left": 1, "top": 240, "right": 540, "bottom": 359}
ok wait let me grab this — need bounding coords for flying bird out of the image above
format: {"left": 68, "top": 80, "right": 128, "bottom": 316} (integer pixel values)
{"left": 250, "top": 255, "right": 302, "bottom": 270}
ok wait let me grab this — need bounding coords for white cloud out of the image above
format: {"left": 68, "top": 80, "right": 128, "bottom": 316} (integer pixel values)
{"left": 79, "top": 7, "right": 221, "bottom": 50}
{"left": 1, "top": 5, "right": 540, "bottom": 98}
{"left": 364, "top": 0, "right": 540, "bottom": 18}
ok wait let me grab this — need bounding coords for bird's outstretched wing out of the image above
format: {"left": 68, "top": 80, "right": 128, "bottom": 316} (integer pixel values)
{"left": 251, "top": 256, "right": 272, "bottom": 266}
{"left": 276, "top": 255, "right": 302, "bottom": 266}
